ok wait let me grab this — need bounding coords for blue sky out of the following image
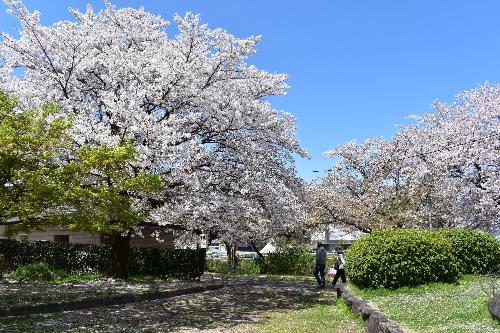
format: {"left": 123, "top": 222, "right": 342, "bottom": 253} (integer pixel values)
{"left": 1, "top": 1, "right": 499, "bottom": 180}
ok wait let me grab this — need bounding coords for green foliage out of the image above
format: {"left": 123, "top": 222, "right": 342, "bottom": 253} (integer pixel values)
{"left": 257, "top": 249, "right": 314, "bottom": 276}
{"left": 8, "top": 261, "right": 101, "bottom": 283}
{"left": 60, "top": 141, "right": 166, "bottom": 234}
{"left": 0, "top": 91, "right": 164, "bottom": 236}
{"left": 0, "top": 253, "right": 5, "bottom": 279}
{"left": 206, "top": 258, "right": 261, "bottom": 275}
{"left": 129, "top": 246, "right": 205, "bottom": 280}
{"left": 437, "top": 228, "right": 500, "bottom": 274}
{"left": 237, "top": 258, "right": 261, "bottom": 274}
{"left": 12, "top": 262, "right": 59, "bottom": 283}
{"left": 0, "top": 239, "right": 205, "bottom": 280}
{"left": 206, "top": 259, "right": 232, "bottom": 274}
{"left": 346, "top": 229, "right": 460, "bottom": 289}
{"left": 0, "top": 90, "right": 72, "bottom": 232}
{"left": 0, "top": 239, "right": 110, "bottom": 274}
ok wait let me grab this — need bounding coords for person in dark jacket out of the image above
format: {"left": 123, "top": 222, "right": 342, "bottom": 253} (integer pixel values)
{"left": 314, "top": 242, "right": 327, "bottom": 288}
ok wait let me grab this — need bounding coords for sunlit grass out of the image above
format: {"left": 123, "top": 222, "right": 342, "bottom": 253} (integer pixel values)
{"left": 349, "top": 275, "right": 500, "bottom": 333}
{"left": 234, "top": 293, "right": 366, "bottom": 333}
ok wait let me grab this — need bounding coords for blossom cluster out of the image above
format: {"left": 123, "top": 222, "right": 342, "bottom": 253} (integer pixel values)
{"left": 0, "top": 1, "right": 308, "bottom": 243}
{"left": 308, "top": 84, "right": 499, "bottom": 232}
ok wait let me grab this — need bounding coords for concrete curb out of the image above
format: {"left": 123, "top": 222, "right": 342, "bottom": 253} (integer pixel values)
{"left": 335, "top": 285, "right": 405, "bottom": 333}
{"left": 0, "top": 283, "right": 224, "bottom": 318}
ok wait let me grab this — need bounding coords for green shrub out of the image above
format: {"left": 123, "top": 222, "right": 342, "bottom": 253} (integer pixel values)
{"left": 0, "top": 240, "right": 109, "bottom": 274}
{"left": 12, "top": 262, "right": 60, "bottom": 283}
{"left": 129, "top": 247, "right": 205, "bottom": 280}
{"left": 0, "top": 253, "right": 4, "bottom": 279}
{"left": 0, "top": 253, "right": 6, "bottom": 273}
{"left": 206, "top": 258, "right": 261, "bottom": 275}
{"left": 346, "top": 229, "right": 459, "bottom": 289}
{"left": 257, "top": 249, "right": 314, "bottom": 276}
{"left": 237, "top": 259, "right": 261, "bottom": 274}
{"left": 438, "top": 228, "right": 500, "bottom": 274}
{"left": 206, "top": 259, "right": 232, "bottom": 274}
{"left": 0, "top": 239, "right": 205, "bottom": 280}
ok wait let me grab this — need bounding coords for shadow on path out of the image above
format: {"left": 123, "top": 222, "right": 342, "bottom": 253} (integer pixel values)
{"left": 0, "top": 276, "right": 329, "bottom": 332}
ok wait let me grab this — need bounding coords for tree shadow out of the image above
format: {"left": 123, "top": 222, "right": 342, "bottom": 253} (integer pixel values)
{"left": 9, "top": 277, "right": 332, "bottom": 332}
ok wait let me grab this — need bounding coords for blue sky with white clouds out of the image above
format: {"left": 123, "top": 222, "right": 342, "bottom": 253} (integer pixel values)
{"left": 1, "top": 1, "right": 500, "bottom": 180}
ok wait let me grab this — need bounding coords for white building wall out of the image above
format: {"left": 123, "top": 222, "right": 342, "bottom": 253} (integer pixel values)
{"left": 0, "top": 225, "right": 7, "bottom": 240}
{"left": 26, "top": 228, "right": 100, "bottom": 244}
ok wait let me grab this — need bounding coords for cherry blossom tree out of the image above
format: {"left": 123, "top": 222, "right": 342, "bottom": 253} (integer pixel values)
{"left": 399, "top": 84, "right": 499, "bottom": 230}
{"left": 307, "top": 137, "right": 417, "bottom": 233}
{"left": 0, "top": 90, "right": 165, "bottom": 277}
{"left": 0, "top": 1, "right": 308, "bottom": 277}
{"left": 310, "top": 84, "right": 499, "bottom": 233}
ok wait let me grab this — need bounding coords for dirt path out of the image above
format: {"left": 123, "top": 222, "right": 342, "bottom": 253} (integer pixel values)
{"left": 0, "top": 275, "right": 328, "bottom": 333}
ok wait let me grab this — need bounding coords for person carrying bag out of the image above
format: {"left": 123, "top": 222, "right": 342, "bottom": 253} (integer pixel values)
{"left": 332, "top": 248, "right": 346, "bottom": 287}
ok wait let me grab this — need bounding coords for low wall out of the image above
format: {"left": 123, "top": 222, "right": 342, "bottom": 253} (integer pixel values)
{"left": 336, "top": 285, "right": 405, "bottom": 333}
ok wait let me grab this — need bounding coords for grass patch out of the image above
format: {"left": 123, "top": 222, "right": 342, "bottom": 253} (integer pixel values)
{"left": 5, "top": 270, "right": 102, "bottom": 284}
{"left": 5, "top": 262, "right": 102, "bottom": 284}
{"left": 204, "top": 271, "right": 316, "bottom": 282}
{"left": 349, "top": 275, "right": 500, "bottom": 333}
{"left": 234, "top": 293, "right": 366, "bottom": 333}
{"left": 53, "top": 273, "right": 103, "bottom": 284}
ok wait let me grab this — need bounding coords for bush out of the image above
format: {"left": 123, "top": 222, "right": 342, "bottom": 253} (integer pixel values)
{"left": 0, "top": 240, "right": 109, "bottom": 274}
{"left": 237, "top": 259, "right": 261, "bottom": 274}
{"left": 438, "top": 228, "right": 500, "bottom": 274}
{"left": 206, "top": 258, "right": 261, "bottom": 275}
{"left": 257, "top": 249, "right": 314, "bottom": 276}
{"left": 206, "top": 259, "right": 232, "bottom": 274}
{"left": 0, "top": 253, "right": 6, "bottom": 271}
{"left": 0, "top": 239, "right": 205, "bottom": 280}
{"left": 346, "top": 229, "right": 460, "bottom": 289}
{"left": 11, "top": 262, "right": 60, "bottom": 283}
{"left": 129, "top": 246, "right": 205, "bottom": 280}
{"left": 0, "top": 253, "right": 5, "bottom": 279}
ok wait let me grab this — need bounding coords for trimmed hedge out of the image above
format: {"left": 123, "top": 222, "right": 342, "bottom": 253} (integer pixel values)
{"left": 257, "top": 249, "right": 314, "bottom": 276}
{"left": 0, "top": 239, "right": 109, "bottom": 274}
{"left": 206, "top": 251, "right": 337, "bottom": 277}
{"left": 0, "top": 239, "right": 205, "bottom": 280}
{"left": 437, "top": 228, "right": 500, "bottom": 274}
{"left": 129, "top": 246, "right": 205, "bottom": 279}
{"left": 346, "top": 229, "right": 460, "bottom": 289}
{"left": 206, "top": 258, "right": 261, "bottom": 275}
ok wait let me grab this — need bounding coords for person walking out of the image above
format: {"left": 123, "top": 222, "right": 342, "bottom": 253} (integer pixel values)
{"left": 332, "top": 248, "right": 346, "bottom": 287}
{"left": 314, "top": 242, "right": 327, "bottom": 288}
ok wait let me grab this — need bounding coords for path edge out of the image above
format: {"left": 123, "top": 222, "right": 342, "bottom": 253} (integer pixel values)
{"left": 335, "top": 285, "right": 406, "bottom": 333}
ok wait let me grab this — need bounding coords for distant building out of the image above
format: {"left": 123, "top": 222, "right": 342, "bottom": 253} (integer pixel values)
{"left": 311, "top": 225, "right": 365, "bottom": 251}
{"left": 0, "top": 223, "right": 174, "bottom": 248}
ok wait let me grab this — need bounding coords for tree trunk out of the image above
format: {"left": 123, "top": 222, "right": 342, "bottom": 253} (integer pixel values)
{"left": 250, "top": 240, "right": 264, "bottom": 259}
{"left": 226, "top": 243, "right": 238, "bottom": 272}
{"left": 109, "top": 231, "right": 131, "bottom": 279}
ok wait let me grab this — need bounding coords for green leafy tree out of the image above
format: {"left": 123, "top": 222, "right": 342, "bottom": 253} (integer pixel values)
{"left": 0, "top": 92, "right": 165, "bottom": 278}
{"left": 0, "top": 91, "right": 71, "bottom": 229}
{"left": 58, "top": 143, "right": 165, "bottom": 278}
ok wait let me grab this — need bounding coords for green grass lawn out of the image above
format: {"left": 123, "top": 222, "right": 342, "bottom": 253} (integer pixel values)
{"left": 349, "top": 275, "right": 500, "bottom": 333}
{"left": 234, "top": 293, "right": 366, "bottom": 333}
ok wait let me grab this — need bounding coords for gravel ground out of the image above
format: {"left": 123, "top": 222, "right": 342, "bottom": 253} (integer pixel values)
{"left": 0, "top": 275, "right": 328, "bottom": 333}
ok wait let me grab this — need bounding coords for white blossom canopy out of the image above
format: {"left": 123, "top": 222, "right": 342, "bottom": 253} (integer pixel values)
{"left": 0, "top": 1, "right": 309, "bottom": 242}
{"left": 309, "top": 84, "right": 499, "bottom": 233}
